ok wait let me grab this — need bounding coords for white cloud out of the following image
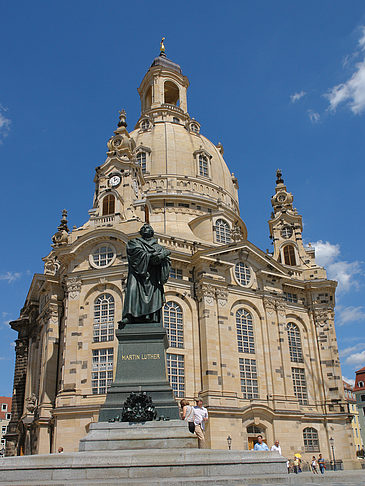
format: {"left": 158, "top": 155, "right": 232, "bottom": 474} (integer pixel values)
{"left": 342, "top": 376, "right": 355, "bottom": 386}
{"left": 327, "top": 26, "right": 365, "bottom": 114}
{"left": 337, "top": 306, "right": 365, "bottom": 325}
{"left": 290, "top": 91, "right": 306, "bottom": 103}
{"left": 0, "top": 104, "right": 10, "bottom": 142}
{"left": 0, "top": 272, "right": 22, "bottom": 283}
{"left": 340, "top": 343, "right": 365, "bottom": 357}
{"left": 345, "top": 350, "right": 365, "bottom": 368}
{"left": 309, "top": 240, "right": 363, "bottom": 292}
{"left": 308, "top": 110, "right": 320, "bottom": 123}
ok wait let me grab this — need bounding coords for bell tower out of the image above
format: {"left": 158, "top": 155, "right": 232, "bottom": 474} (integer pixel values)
{"left": 268, "top": 169, "right": 324, "bottom": 276}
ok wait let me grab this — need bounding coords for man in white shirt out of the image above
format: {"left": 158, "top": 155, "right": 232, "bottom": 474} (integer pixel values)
{"left": 193, "top": 399, "right": 208, "bottom": 448}
{"left": 271, "top": 440, "right": 282, "bottom": 455}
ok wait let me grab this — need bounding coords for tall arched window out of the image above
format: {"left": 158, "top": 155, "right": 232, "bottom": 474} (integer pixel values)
{"left": 215, "top": 219, "right": 231, "bottom": 244}
{"left": 283, "top": 245, "right": 296, "bottom": 266}
{"left": 102, "top": 194, "right": 115, "bottom": 215}
{"left": 303, "top": 427, "right": 319, "bottom": 452}
{"left": 93, "top": 293, "right": 115, "bottom": 342}
{"left": 287, "top": 323, "right": 303, "bottom": 363}
{"left": 163, "top": 301, "right": 183, "bottom": 348}
{"left": 236, "top": 309, "right": 255, "bottom": 354}
{"left": 137, "top": 152, "right": 147, "bottom": 173}
{"left": 199, "top": 154, "right": 209, "bottom": 177}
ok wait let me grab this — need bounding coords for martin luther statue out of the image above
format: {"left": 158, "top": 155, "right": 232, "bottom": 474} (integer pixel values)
{"left": 120, "top": 224, "right": 171, "bottom": 324}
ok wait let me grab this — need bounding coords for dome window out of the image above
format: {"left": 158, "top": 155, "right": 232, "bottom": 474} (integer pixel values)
{"left": 191, "top": 123, "right": 199, "bottom": 133}
{"left": 173, "top": 117, "right": 180, "bottom": 123}
{"left": 199, "top": 154, "right": 209, "bottom": 177}
{"left": 141, "top": 119, "right": 150, "bottom": 130}
{"left": 215, "top": 218, "right": 231, "bottom": 244}
{"left": 137, "top": 151, "right": 147, "bottom": 173}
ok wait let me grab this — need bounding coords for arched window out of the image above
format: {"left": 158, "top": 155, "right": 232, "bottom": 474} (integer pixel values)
{"left": 102, "top": 194, "right": 115, "bottom": 216}
{"left": 287, "top": 323, "right": 303, "bottom": 363}
{"left": 144, "top": 86, "right": 152, "bottom": 111}
{"left": 236, "top": 309, "right": 255, "bottom": 354}
{"left": 93, "top": 294, "right": 115, "bottom": 342}
{"left": 137, "top": 152, "right": 147, "bottom": 173}
{"left": 303, "top": 427, "right": 319, "bottom": 452}
{"left": 163, "top": 301, "right": 183, "bottom": 348}
{"left": 215, "top": 219, "right": 231, "bottom": 244}
{"left": 198, "top": 154, "right": 209, "bottom": 177}
{"left": 164, "top": 81, "right": 179, "bottom": 105}
{"left": 283, "top": 245, "right": 296, "bottom": 266}
{"left": 91, "top": 244, "right": 115, "bottom": 268}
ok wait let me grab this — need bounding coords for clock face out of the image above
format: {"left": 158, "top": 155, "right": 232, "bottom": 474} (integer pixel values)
{"left": 277, "top": 193, "right": 287, "bottom": 202}
{"left": 109, "top": 175, "right": 121, "bottom": 187}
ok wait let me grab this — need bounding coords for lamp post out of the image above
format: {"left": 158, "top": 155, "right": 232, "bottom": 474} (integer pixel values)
{"left": 227, "top": 435, "right": 232, "bottom": 450}
{"left": 329, "top": 437, "right": 336, "bottom": 471}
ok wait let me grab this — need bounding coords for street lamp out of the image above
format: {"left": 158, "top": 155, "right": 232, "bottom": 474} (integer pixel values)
{"left": 227, "top": 435, "right": 232, "bottom": 450}
{"left": 329, "top": 437, "right": 336, "bottom": 471}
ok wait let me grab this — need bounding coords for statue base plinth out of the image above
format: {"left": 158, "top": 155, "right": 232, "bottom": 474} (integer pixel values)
{"left": 98, "top": 321, "right": 180, "bottom": 422}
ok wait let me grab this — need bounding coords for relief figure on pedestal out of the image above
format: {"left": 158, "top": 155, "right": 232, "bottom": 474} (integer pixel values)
{"left": 120, "top": 223, "right": 171, "bottom": 324}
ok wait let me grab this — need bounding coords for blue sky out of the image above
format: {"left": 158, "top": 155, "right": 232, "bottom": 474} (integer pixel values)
{"left": 1, "top": 1, "right": 365, "bottom": 394}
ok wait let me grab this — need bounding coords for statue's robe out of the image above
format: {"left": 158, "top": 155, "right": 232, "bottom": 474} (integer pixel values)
{"left": 122, "top": 237, "right": 171, "bottom": 321}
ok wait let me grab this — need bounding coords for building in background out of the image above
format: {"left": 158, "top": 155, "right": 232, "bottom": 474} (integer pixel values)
{"left": 343, "top": 380, "right": 363, "bottom": 455}
{"left": 5, "top": 48, "right": 356, "bottom": 467}
{"left": 0, "top": 397, "right": 12, "bottom": 456}
{"left": 354, "top": 367, "right": 365, "bottom": 452}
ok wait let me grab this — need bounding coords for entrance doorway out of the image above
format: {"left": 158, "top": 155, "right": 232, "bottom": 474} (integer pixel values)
{"left": 246, "top": 425, "right": 266, "bottom": 450}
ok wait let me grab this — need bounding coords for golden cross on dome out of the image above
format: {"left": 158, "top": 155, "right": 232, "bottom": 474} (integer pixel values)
{"left": 160, "top": 37, "right": 165, "bottom": 54}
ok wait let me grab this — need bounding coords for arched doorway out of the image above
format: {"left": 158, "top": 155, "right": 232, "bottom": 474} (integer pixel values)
{"left": 246, "top": 424, "right": 267, "bottom": 450}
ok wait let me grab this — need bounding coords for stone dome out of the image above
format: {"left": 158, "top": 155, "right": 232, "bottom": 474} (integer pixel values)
{"left": 130, "top": 121, "right": 240, "bottom": 215}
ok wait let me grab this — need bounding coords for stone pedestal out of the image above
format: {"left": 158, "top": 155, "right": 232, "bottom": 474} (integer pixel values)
{"left": 79, "top": 420, "right": 197, "bottom": 451}
{"left": 98, "top": 321, "right": 179, "bottom": 422}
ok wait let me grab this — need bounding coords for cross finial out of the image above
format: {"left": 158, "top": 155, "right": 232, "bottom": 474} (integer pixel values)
{"left": 276, "top": 168, "right": 284, "bottom": 184}
{"left": 118, "top": 109, "right": 127, "bottom": 128}
{"left": 160, "top": 37, "right": 166, "bottom": 56}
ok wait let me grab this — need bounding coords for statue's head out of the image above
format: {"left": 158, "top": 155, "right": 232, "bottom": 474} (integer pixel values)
{"left": 139, "top": 223, "right": 154, "bottom": 239}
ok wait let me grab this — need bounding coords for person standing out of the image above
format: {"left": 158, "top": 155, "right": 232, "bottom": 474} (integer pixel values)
{"left": 180, "top": 399, "right": 195, "bottom": 433}
{"left": 193, "top": 399, "right": 208, "bottom": 448}
{"left": 318, "top": 454, "right": 326, "bottom": 474}
{"left": 253, "top": 435, "right": 269, "bottom": 451}
{"left": 271, "top": 440, "right": 282, "bottom": 455}
{"left": 293, "top": 456, "right": 299, "bottom": 474}
{"left": 311, "top": 456, "right": 319, "bottom": 474}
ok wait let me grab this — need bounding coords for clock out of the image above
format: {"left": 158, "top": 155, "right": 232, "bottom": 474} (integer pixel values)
{"left": 277, "top": 193, "right": 287, "bottom": 203}
{"left": 109, "top": 175, "right": 121, "bottom": 187}
{"left": 281, "top": 226, "right": 293, "bottom": 239}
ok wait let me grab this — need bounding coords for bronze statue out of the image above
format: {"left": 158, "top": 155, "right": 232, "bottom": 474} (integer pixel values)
{"left": 120, "top": 224, "right": 171, "bottom": 324}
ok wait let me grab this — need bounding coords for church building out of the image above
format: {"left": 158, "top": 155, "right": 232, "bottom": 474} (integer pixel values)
{"left": 5, "top": 46, "right": 356, "bottom": 466}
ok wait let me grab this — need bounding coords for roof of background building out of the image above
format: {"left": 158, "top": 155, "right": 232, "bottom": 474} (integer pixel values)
{"left": 353, "top": 367, "right": 365, "bottom": 392}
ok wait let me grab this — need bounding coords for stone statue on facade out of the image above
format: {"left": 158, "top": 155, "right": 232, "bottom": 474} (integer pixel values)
{"left": 120, "top": 223, "right": 171, "bottom": 325}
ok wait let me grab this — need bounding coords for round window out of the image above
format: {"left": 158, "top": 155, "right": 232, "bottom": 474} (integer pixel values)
{"left": 281, "top": 226, "right": 293, "bottom": 239}
{"left": 90, "top": 244, "right": 116, "bottom": 268}
{"left": 235, "top": 262, "right": 251, "bottom": 286}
